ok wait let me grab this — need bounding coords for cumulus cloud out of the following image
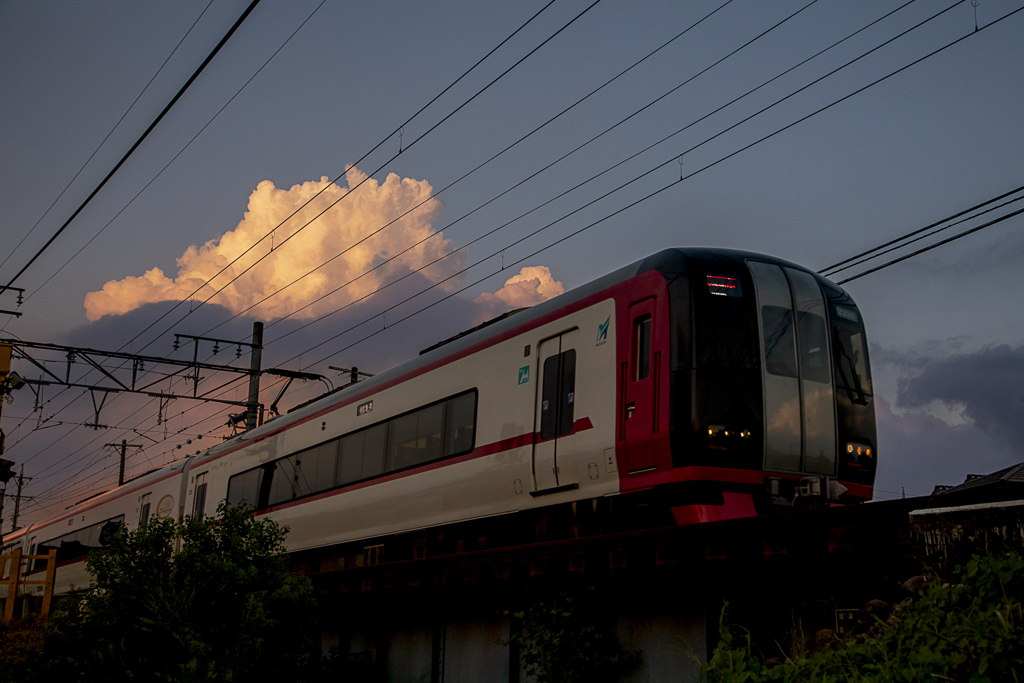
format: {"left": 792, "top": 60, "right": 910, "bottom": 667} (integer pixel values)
{"left": 84, "top": 167, "right": 463, "bottom": 321}
{"left": 475, "top": 265, "right": 564, "bottom": 319}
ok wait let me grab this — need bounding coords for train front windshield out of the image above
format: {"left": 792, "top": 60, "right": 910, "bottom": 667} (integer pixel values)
{"left": 665, "top": 252, "right": 876, "bottom": 493}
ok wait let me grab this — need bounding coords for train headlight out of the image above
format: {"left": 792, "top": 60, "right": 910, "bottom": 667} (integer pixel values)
{"left": 845, "top": 442, "right": 873, "bottom": 460}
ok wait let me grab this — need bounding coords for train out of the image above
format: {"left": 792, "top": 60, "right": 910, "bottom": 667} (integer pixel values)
{"left": 2, "top": 248, "right": 876, "bottom": 599}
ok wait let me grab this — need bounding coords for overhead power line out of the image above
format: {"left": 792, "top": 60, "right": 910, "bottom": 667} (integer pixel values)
{"left": 5, "top": 0, "right": 580, "bottom": 489}
{"left": 823, "top": 192, "right": 1024, "bottom": 277}
{"left": 0, "top": 0, "right": 216, "bottom": 278}
{"left": 267, "top": 0, "right": 1018, "bottom": 373}
{"left": 4, "top": 0, "right": 263, "bottom": 291}
{"left": 256, "top": 0, "right": 952, "bottom": 348}
{"left": 836, "top": 207, "right": 1024, "bottom": 284}
{"left": 819, "top": 183, "right": 1024, "bottom": 275}
{"left": 119, "top": 0, "right": 603, "bottom": 359}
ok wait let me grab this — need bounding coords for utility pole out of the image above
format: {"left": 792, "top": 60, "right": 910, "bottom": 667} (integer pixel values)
{"left": 245, "top": 322, "right": 263, "bottom": 432}
{"left": 105, "top": 439, "right": 143, "bottom": 486}
{"left": 10, "top": 466, "right": 29, "bottom": 534}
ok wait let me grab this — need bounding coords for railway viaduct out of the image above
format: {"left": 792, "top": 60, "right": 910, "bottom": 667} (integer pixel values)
{"left": 299, "top": 464, "right": 1024, "bottom": 682}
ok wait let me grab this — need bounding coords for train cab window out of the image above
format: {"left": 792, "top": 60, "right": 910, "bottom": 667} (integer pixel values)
{"left": 139, "top": 493, "right": 151, "bottom": 526}
{"left": 633, "top": 314, "right": 652, "bottom": 381}
{"left": 192, "top": 473, "right": 208, "bottom": 520}
{"left": 797, "top": 310, "right": 830, "bottom": 383}
{"left": 831, "top": 305, "right": 873, "bottom": 404}
{"left": 761, "top": 305, "right": 797, "bottom": 378}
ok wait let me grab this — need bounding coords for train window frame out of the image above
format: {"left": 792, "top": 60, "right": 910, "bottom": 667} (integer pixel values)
{"left": 227, "top": 388, "right": 479, "bottom": 511}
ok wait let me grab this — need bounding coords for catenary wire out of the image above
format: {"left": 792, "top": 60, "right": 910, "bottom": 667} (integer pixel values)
{"left": 4, "top": 0, "right": 578, "bottom": 482}
{"left": 213, "top": 0, "right": 913, "bottom": 346}
{"left": 819, "top": 184, "right": 1024, "bottom": 274}
{"left": 823, "top": 192, "right": 1024, "bottom": 276}
{"left": 199, "top": 0, "right": 744, "bottom": 336}
{"left": 271, "top": 0, "right": 1015, "bottom": 372}
{"left": 261, "top": 0, "right": 958, "bottom": 349}
{"left": 112, "top": 0, "right": 597, "bottom": 358}
{"left": 837, "top": 207, "right": 1024, "bottom": 284}
{"left": 5, "top": 0, "right": 599, "bottom": 475}
{"left": 0, "top": 0, "right": 216, "bottom": 278}
{"left": 3, "top": 0, "right": 263, "bottom": 292}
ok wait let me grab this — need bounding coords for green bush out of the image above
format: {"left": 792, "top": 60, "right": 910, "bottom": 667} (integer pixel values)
{"left": 704, "top": 550, "right": 1024, "bottom": 682}
{"left": 7, "top": 501, "right": 321, "bottom": 682}
{"left": 503, "top": 587, "right": 641, "bottom": 683}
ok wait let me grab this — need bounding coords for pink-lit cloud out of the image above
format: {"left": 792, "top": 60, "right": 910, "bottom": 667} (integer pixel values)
{"left": 84, "top": 168, "right": 463, "bottom": 321}
{"left": 475, "top": 265, "right": 564, "bottom": 319}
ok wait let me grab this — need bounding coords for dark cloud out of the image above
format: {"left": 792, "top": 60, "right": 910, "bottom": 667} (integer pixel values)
{"left": 895, "top": 344, "right": 1024, "bottom": 451}
{"left": 874, "top": 395, "right": 1017, "bottom": 497}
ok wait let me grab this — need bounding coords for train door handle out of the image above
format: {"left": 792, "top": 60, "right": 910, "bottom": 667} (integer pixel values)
{"left": 626, "top": 402, "right": 635, "bottom": 419}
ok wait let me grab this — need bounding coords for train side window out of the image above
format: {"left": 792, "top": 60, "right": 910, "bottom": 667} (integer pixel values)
{"left": 268, "top": 456, "right": 299, "bottom": 506}
{"left": 227, "top": 389, "right": 477, "bottom": 510}
{"left": 34, "top": 515, "right": 125, "bottom": 571}
{"left": 387, "top": 402, "right": 446, "bottom": 471}
{"left": 297, "top": 440, "right": 339, "bottom": 496}
{"left": 338, "top": 423, "right": 387, "bottom": 486}
{"left": 444, "top": 391, "right": 476, "bottom": 456}
{"left": 192, "top": 473, "right": 208, "bottom": 520}
{"left": 387, "top": 411, "right": 420, "bottom": 471}
{"left": 633, "top": 315, "right": 651, "bottom": 381}
{"left": 139, "top": 493, "right": 151, "bottom": 526}
{"left": 227, "top": 468, "right": 264, "bottom": 508}
{"left": 2, "top": 543, "right": 14, "bottom": 579}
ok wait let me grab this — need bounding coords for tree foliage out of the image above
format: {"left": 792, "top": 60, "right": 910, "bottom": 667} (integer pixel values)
{"left": 14, "top": 501, "right": 321, "bottom": 682}
{"left": 704, "top": 550, "right": 1024, "bottom": 682}
{"left": 503, "top": 587, "right": 640, "bottom": 683}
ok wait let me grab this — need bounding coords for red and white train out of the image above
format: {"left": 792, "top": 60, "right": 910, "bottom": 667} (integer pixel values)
{"left": 3, "top": 248, "right": 876, "bottom": 597}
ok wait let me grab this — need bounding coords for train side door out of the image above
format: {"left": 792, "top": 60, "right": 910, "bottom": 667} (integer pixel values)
{"left": 533, "top": 330, "right": 578, "bottom": 491}
{"left": 622, "top": 298, "right": 658, "bottom": 472}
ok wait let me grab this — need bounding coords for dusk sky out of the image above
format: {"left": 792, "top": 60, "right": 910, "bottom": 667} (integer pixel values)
{"left": 1, "top": 0, "right": 1022, "bottom": 527}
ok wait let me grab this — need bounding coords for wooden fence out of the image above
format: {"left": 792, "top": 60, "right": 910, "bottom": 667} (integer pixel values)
{"left": 1, "top": 548, "right": 58, "bottom": 621}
